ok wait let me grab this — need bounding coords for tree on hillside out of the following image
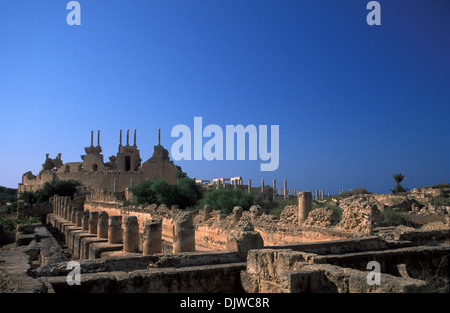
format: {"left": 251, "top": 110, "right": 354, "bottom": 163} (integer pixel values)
{"left": 391, "top": 173, "right": 408, "bottom": 194}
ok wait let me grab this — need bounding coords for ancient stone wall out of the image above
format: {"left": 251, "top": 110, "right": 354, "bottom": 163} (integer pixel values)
{"left": 18, "top": 171, "right": 146, "bottom": 195}
{"left": 82, "top": 189, "right": 354, "bottom": 252}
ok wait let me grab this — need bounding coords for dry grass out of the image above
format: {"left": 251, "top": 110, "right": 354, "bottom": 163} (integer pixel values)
{"left": 417, "top": 255, "right": 449, "bottom": 293}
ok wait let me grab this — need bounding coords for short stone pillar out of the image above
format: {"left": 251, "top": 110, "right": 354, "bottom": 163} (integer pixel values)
{"left": 108, "top": 215, "right": 123, "bottom": 244}
{"left": 203, "top": 204, "right": 212, "bottom": 220}
{"left": 60, "top": 197, "right": 65, "bottom": 217}
{"left": 62, "top": 202, "right": 67, "bottom": 220}
{"left": 89, "top": 211, "right": 99, "bottom": 234}
{"left": 66, "top": 205, "right": 71, "bottom": 222}
{"left": 57, "top": 197, "right": 62, "bottom": 217}
{"left": 233, "top": 206, "right": 243, "bottom": 223}
{"left": 51, "top": 195, "right": 55, "bottom": 213}
{"left": 143, "top": 219, "right": 162, "bottom": 255}
{"left": 298, "top": 191, "right": 312, "bottom": 226}
{"left": 261, "top": 179, "right": 265, "bottom": 193}
{"left": 283, "top": 180, "right": 288, "bottom": 199}
{"left": 64, "top": 196, "right": 71, "bottom": 219}
{"left": 71, "top": 207, "right": 77, "bottom": 223}
{"left": 76, "top": 211, "right": 84, "bottom": 227}
{"left": 123, "top": 216, "right": 140, "bottom": 253}
{"left": 248, "top": 179, "right": 252, "bottom": 194}
{"left": 82, "top": 212, "right": 90, "bottom": 231}
{"left": 173, "top": 211, "right": 195, "bottom": 253}
{"left": 97, "top": 211, "right": 109, "bottom": 239}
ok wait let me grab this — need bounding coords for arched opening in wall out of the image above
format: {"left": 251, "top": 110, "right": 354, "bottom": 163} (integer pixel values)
{"left": 65, "top": 165, "right": 70, "bottom": 172}
{"left": 78, "top": 164, "right": 83, "bottom": 172}
{"left": 92, "top": 164, "right": 98, "bottom": 172}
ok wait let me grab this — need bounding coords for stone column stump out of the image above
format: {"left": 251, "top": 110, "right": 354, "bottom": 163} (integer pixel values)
{"left": 123, "top": 216, "right": 140, "bottom": 253}
{"left": 89, "top": 211, "right": 99, "bottom": 234}
{"left": 97, "top": 211, "right": 109, "bottom": 239}
{"left": 108, "top": 215, "right": 123, "bottom": 244}
{"left": 298, "top": 191, "right": 312, "bottom": 226}
{"left": 143, "top": 219, "right": 162, "bottom": 255}
{"left": 173, "top": 211, "right": 195, "bottom": 253}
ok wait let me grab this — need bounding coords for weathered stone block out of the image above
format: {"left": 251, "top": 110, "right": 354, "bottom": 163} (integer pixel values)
{"left": 173, "top": 211, "right": 195, "bottom": 253}
{"left": 226, "top": 221, "right": 264, "bottom": 259}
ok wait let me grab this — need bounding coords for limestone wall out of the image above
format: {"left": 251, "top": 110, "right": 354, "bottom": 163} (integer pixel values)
{"left": 19, "top": 170, "right": 146, "bottom": 195}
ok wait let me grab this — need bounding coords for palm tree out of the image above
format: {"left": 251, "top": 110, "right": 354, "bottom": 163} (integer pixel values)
{"left": 391, "top": 173, "right": 407, "bottom": 194}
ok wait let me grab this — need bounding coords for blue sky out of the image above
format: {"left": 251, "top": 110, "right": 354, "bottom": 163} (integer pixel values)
{"left": 0, "top": 0, "right": 448, "bottom": 194}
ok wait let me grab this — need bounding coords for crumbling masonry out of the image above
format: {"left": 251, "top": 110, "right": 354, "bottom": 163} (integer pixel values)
{"left": 2, "top": 187, "right": 448, "bottom": 293}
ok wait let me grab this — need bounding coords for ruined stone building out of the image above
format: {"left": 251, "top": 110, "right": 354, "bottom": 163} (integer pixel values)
{"left": 18, "top": 129, "right": 182, "bottom": 194}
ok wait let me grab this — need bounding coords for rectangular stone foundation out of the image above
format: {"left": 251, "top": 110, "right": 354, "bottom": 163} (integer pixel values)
{"left": 45, "top": 262, "right": 246, "bottom": 293}
{"left": 89, "top": 242, "right": 123, "bottom": 259}
{"left": 73, "top": 233, "right": 97, "bottom": 259}
{"left": 80, "top": 237, "right": 108, "bottom": 259}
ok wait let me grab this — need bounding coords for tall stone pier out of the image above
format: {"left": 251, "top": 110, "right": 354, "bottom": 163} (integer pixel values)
{"left": 298, "top": 191, "right": 312, "bottom": 226}
{"left": 143, "top": 219, "right": 162, "bottom": 255}
{"left": 82, "top": 212, "right": 90, "bottom": 231}
{"left": 123, "top": 216, "right": 140, "bottom": 253}
{"left": 76, "top": 211, "right": 84, "bottom": 227}
{"left": 89, "top": 211, "right": 99, "bottom": 234}
{"left": 108, "top": 215, "right": 123, "bottom": 244}
{"left": 173, "top": 211, "right": 195, "bottom": 253}
{"left": 97, "top": 211, "right": 109, "bottom": 239}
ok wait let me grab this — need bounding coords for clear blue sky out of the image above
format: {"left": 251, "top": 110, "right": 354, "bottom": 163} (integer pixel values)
{"left": 0, "top": 0, "right": 448, "bottom": 194}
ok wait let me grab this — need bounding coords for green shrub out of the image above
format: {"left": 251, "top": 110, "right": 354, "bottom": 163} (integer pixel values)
{"left": 380, "top": 208, "right": 411, "bottom": 226}
{"left": 17, "top": 216, "right": 41, "bottom": 225}
{"left": 19, "top": 180, "right": 81, "bottom": 204}
{"left": 0, "top": 186, "right": 17, "bottom": 203}
{"left": 0, "top": 218, "right": 16, "bottom": 234}
{"left": 19, "top": 191, "right": 36, "bottom": 204}
{"left": 431, "top": 183, "right": 450, "bottom": 189}
{"left": 197, "top": 187, "right": 255, "bottom": 214}
{"left": 327, "top": 205, "right": 343, "bottom": 222}
{"left": 431, "top": 196, "right": 450, "bottom": 207}
{"left": 129, "top": 177, "right": 203, "bottom": 210}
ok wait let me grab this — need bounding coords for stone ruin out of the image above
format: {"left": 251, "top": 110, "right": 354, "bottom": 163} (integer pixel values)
{"left": 18, "top": 129, "right": 181, "bottom": 195}
{"left": 0, "top": 186, "right": 449, "bottom": 293}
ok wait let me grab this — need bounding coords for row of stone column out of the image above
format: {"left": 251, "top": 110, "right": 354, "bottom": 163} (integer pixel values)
{"left": 88, "top": 212, "right": 163, "bottom": 255}
{"left": 246, "top": 179, "right": 298, "bottom": 200}
{"left": 51, "top": 195, "right": 198, "bottom": 255}
{"left": 51, "top": 195, "right": 164, "bottom": 255}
